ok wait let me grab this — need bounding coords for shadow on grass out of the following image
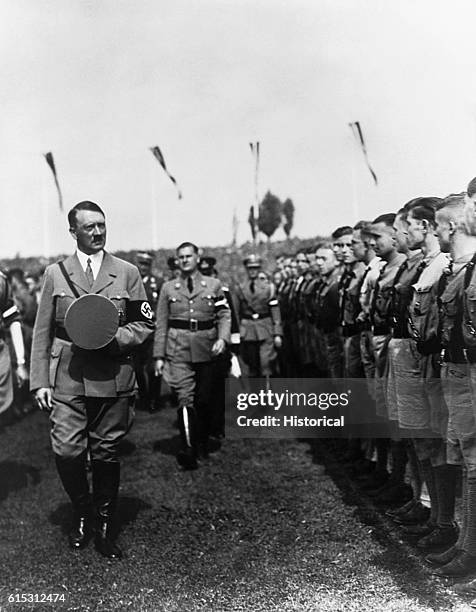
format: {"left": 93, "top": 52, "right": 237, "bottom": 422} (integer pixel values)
{"left": 153, "top": 435, "right": 182, "bottom": 456}
{"left": 303, "top": 438, "right": 457, "bottom": 612}
{"left": 117, "top": 439, "right": 137, "bottom": 456}
{"left": 0, "top": 461, "right": 41, "bottom": 502}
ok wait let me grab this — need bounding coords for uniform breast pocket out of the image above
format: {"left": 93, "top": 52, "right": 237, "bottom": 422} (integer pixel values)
{"left": 201, "top": 294, "right": 215, "bottom": 315}
{"left": 412, "top": 288, "right": 433, "bottom": 317}
{"left": 463, "top": 286, "right": 476, "bottom": 342}
{"left": 441, "top": 295, "right": 459, "bottom": 318}
{"left": 465, "top": 287, "right": 476, "bottom": 321}
{"left": 168, "top": 295, "right": 185, "bottom": 317}
{"left": 53, "top": 291, "right": 75, "bottom": 322}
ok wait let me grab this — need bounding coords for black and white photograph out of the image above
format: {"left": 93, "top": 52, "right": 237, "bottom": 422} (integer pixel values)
{"left": 3, "top": 1, "right": 476, "bottom": 610}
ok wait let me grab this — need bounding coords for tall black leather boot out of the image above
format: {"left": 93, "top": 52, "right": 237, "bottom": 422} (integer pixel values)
{"left": 92, "top": 460, "right": 122, "bottom": 559}
{"left": 177, "top": 406, "right": 198, "bottom": 469}
{"left": 55, "top": 452, "right": 90, "bottom": 549}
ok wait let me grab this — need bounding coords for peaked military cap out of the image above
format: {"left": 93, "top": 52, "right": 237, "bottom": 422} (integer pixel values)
{"left": 137, "top": 251, "right": 153, "bottom": 263}
{"left": 243, "top": 254, "right": 262, "bottom": 268}
{"left": 198, "top": 256, "right": 217, "bottom": 274}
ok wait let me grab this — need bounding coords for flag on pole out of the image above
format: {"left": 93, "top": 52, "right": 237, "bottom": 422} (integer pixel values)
{"left": 248, "top": 205, "right": 257, "bottom": 241}
{"left": 349, "top": 122, "right": 378, "bottom": 186}
{"left": 232, "top": 208, "right": 239, "bottom": 246}
{"left": 249, "top": 141, "right": 260, "bottom": 243}
{"left": 44, "top": 152, "right": 64, "bottom": 211}
{"left": 150, "top": 145, "right": 182, "bottom": 199}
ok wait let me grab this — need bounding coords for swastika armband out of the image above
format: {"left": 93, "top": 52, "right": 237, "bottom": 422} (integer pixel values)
{"left": 126, "top": 300, "right": 155, "bottom": 322}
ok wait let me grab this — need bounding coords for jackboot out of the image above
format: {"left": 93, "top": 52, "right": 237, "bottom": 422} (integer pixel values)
{"left": 55, "top": 453, "right": 91, "bottom": 549}
{"left": 92, "top": 460, "right": 122, "bottom": 559}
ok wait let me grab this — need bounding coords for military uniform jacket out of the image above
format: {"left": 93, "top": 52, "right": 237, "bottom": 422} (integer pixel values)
{"left": 315, "top": 268, "right": 340, "bottom": 332}
{"left": 408, "top": 251, "right": 449, "bottom": 350}
{"left": 463, "top": 256, "right": 476, "bottom": 349}
{"left": 438, "top": 254, "right": 475, "bottom": 358}
{"left": 340, "top": 262, "right": 366, "bottom": 329}
{"left": 370, "top": 253, "right": 406, "bottom": 332}
{"left": 236, "top": 279, "right": 282, "bottom": 342}
{"left": 154, "top": 272, "right": 231, "bottom": 363}
{"left": 30, "top": 252, "right": 155, "bottom": 397}
{"left": 390, "top": 251, "right": 424, "bottom": 337}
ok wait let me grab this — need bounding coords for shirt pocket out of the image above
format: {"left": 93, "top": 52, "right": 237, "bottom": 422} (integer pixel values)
{"left": 167, "top": 295, "right": 185, "bottom": 317}
{"left": 463, "top": 286, "right": 476, "bottom": 344}
{"left": 53, "top": 291, "right": 75, "bottom": 324}
{"left": 411, "top": 287, "right": 433, "bottom": 317}
{"left": 199, "top": 294, "right": 216, "bottom": 318}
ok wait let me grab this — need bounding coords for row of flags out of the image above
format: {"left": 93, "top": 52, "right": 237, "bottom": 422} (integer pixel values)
{"left": 43, "top": 124, "right": 378, "bottom": 212}
{"left": 44, "top": 146, "right": 183, "bottom": 211}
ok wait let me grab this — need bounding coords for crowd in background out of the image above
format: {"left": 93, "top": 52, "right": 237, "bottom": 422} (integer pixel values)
{"left": 5, "top": 180, "right": 476, "bottom": 600}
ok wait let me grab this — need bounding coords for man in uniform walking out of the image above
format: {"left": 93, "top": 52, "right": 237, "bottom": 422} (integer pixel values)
{"left": 235, "top": 254, "right": 282, "bottom": 381}
{"left": 153, "top": 242, "right": 230, "bottom": 469}
{"left": 30, "top": 201, "right": 155, "bottom": 559}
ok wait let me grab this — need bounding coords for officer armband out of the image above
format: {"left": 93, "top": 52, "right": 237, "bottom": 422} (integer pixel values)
{"left": 126, "top": 300, "right": 155, "bottom": 323}
{"left": 214, "top": 296, "right": 229, "bottom": 312}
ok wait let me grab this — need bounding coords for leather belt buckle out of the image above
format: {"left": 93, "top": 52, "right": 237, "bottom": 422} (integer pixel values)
{"left": 251, "top": 313, "right": 259, "bottom": 320}
{"left": 190, "top": 318, "right": 198, "bottom": 332}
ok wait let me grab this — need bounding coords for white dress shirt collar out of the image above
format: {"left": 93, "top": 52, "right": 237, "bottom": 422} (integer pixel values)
{"left": 75, "top": 249, "right": 104, "bottom": 280}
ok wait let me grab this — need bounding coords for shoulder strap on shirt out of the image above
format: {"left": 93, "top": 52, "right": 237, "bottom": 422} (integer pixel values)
{"left": 464, "top": 253, "right": 476, "bottom": 290}
{"left": 58, "top": 261, "right": 80, "bottom": 299}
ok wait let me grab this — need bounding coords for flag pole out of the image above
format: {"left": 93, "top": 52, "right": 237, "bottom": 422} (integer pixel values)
{"left": 150, "top": 157, "right": 158, "bottom": 250}
{"left": 41, "top": 158, "right": 50, "bottom": 258}
{"left": 350, "top": 132, "right": 360, "bottom": 222}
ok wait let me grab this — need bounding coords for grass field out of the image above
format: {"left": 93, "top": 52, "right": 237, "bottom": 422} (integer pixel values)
{"left": 0, "top": 406, "right": 472, "bottom": 611}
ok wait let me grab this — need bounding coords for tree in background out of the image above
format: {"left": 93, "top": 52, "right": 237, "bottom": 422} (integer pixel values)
{"left": 282, "top": 198, "right": 295, "bottom": 239}
{"left": 257, "top": 191, "right": 282, "bottom": 241}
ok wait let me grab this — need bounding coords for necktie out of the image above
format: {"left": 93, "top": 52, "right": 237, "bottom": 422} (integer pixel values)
{"left": 85, "top": 258, "right": 94, "bottom": 288}
{"left": 187, "top": 277, "right": 193, "bottom": 293}
{"left": 250, "top": 280, "right": 255, "bottom": 294}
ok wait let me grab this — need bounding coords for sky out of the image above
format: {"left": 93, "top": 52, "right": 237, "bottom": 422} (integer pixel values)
{"left": 1, "top": 0, "right": 476, "bottom": 258}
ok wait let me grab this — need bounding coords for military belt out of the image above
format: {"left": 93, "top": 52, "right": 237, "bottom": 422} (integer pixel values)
{"left": 391, "top": 325, "right": 412, "bottom": 339}
{"left": 168, "top": 318, "right": 214, "bottom": 331}
{"left": 443, "top": 346, "right": 476, "bottom": 364}
{"left": 372, "top": 324, "right": 391, "bottom": 335}
{"left": 241, "top": 314, "right": 270, "bottom": 321}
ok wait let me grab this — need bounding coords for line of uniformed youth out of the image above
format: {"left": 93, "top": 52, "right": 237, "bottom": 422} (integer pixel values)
{"left": 272, "top": 181, "right": 476, "bottom": 600}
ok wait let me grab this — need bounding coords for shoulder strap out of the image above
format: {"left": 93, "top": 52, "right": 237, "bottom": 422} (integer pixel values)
{"left": 464, "top": 253, "right": 476, "bottom": 290}
{"left": 58, "top": 261, "right": 80, "bottom": 299}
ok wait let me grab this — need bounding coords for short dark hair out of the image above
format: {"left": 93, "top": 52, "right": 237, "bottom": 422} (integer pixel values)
{"left": 372, "top": 213, "right": 396, "bottom": 227}
{"left": 353, "top": 220, "right": 371, "bottom": 231}
{"left": 176, "top": 241, "right": 199, "bottom": 254}
{"left": 68, "top": 201, "right": 105, "bottom": 229}
{"left": 404, "top": 196, "right": 442, "bottom": 227}
{"left": 331, "top": 226, "right": 353, "bottom": 240}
